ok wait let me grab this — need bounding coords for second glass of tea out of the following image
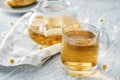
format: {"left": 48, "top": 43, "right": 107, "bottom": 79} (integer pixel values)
{"left": 28, "top": 0, "right": 78, "bottom": 47}
{"left": 61, "top": 23, "right": 109, "bottom": 76}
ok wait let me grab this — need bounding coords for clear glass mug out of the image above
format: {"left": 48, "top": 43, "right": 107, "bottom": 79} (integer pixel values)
{"left": 28, "top": 0, "right": 78, "bottom": 47}
{"left": 61, "top": 23, "right": 109, "bottom": 77}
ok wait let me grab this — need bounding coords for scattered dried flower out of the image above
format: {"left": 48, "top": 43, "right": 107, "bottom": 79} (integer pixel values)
{"left": 99, "top": 18, "right": 104, "bottom": 23}
{"left": 39, "top": 45, "right": 43, "bottom": 50}
{"left": 9, "top": 21, "right": 14, "bottom": 26}
{"left": 102, "top": 64, "right": 108, "bottom": 71}
{"left": 9, "top": 58, "right": 15, "bottom": 64}
{"left": 1, "top": 32, "right": 7, "bottom": 38}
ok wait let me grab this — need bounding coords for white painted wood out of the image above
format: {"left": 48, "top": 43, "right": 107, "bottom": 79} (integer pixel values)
{"left": 0, "top": 0, "right": 120, "bottom": 79}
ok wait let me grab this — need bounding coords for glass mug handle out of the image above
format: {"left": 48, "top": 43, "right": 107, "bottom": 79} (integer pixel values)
{"left": 99, "top": 30, "right": 110, "bottom": 57}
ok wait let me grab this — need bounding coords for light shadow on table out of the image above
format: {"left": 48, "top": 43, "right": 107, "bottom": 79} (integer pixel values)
{"left": 72, "top": 70, "right": 113, "bottom": 80}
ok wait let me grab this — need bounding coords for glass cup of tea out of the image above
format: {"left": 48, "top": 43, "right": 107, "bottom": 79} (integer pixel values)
{"left": 28, "top": 0, "right": 78, "bottom": 47}
{"left": 61, "top": 23, "right": 109, "bottom": 77}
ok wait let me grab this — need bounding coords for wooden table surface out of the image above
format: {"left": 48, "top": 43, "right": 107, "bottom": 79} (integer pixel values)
{"left": 0, "top": 0, "right": 120, "bottom": 80}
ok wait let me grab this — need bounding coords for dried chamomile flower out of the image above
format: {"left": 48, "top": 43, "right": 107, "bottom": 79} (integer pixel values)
{"left": 1, "top": 32, "right": 7, "bottom": 37}
{"left": 102, "top": 64, "right": 108, "bottom": 71}
{"left": 9, "top": 21, "right": 14, "bottom": 26}
{"left": 9, "top": 58, "right": 15, "bottom": 64}
{"left": 99, "top": 18, "right": 104, "bottom": 23}
{"left": 39, "top": 45, "right": 43, "bottom": 50}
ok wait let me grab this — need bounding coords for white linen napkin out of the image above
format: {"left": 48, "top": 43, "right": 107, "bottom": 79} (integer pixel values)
{"left": 0, "top": 12, "right": 61, "bottom": 66}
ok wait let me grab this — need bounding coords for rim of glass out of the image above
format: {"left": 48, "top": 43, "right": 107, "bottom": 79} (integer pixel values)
{"left": 62, "top": 23, "right": 100, "bottom": 40}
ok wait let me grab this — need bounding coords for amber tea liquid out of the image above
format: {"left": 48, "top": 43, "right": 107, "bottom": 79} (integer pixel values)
{"left": 61, "top": 30, "right": 99, "bottom": 76}
{"left": 29, "top": 27, "right": 61, "bottom": 46}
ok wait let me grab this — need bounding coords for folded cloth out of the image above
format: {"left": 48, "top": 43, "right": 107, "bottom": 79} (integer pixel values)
{"left": 0, "top": 12, "right": 61, "bottom": 66}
